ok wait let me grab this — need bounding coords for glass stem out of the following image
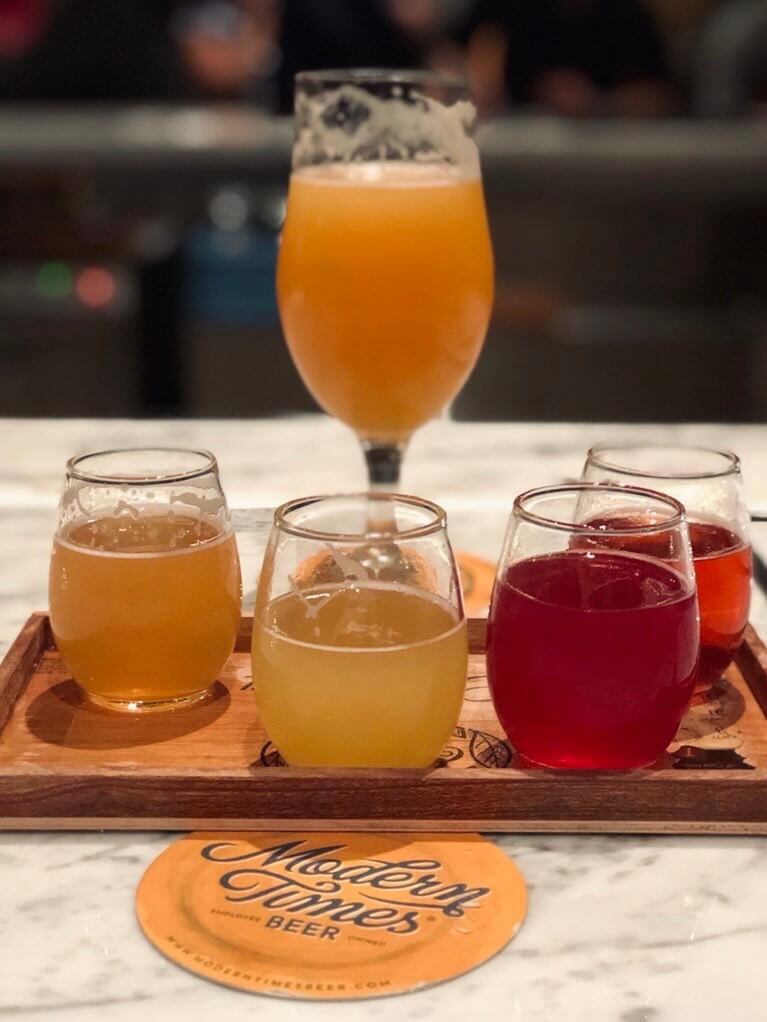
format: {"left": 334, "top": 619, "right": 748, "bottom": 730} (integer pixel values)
{"left": 357, "top": 438, "right": 411, "bottom": 578}
{"left": 360, "top": 438, "right": 408, "bottom": 493}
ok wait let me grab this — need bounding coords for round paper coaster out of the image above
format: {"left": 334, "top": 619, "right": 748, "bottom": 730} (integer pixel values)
{"left": 136, "top": 830, "right": 527, "bottom": 1001}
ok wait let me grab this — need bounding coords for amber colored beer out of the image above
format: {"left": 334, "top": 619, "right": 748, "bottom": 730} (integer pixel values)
{"left": 277, "top": 162, "right": 494, "bottom": 442}
{"left": 49, "top": 512, "right": 241, "bottom": 710}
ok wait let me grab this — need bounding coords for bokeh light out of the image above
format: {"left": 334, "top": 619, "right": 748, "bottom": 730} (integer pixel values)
{"left": 75, "top": 267, "right": 116, "bottom": 309}
{"left": 37, "top": 261, "right": 73, "bottom": 299}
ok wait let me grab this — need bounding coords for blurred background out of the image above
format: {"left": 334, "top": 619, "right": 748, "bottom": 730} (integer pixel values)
{"left": 1, "top": 0, "right": 767, "bottom": 422}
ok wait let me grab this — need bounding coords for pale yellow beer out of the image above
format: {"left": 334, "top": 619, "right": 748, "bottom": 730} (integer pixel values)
{"left": 252, "top": 581, "right": 467, "bottom": 767}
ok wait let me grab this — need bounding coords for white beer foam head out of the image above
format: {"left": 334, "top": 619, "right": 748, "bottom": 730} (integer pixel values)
{"left": 294, "top": 82, "right": 480, "bottom": 180}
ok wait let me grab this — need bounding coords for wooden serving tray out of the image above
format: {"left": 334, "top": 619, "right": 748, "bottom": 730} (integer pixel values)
{"left": 1, "top": 614, "right": 766, "bottom": 834}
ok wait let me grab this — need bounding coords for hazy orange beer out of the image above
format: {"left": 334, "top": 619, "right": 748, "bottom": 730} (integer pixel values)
{"left": 49, "top": 449, "right": 241, "bottom": 712}
{"left": 278, "top": 162, "right": 493, "bottom": 442}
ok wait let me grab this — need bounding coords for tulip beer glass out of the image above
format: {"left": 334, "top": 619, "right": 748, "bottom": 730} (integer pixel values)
{"left": 277, "top": 70, "right": 494, "bottom": 488}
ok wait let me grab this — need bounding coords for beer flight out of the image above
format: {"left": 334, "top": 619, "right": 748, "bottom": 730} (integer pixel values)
{"left": 48, "top": 442, "right": 752, "bottom": 772}
{"left": 48, "top": 71, "right": 753, "bottom": 773}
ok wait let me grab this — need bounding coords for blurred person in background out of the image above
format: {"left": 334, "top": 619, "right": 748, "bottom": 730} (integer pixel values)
{"left": 459, "top": 0, "right": 676, "bottom": 117}
{"left": 0, "top": 0, "right": 181, "bottom": 100}
{"left": 171, "top": 0, "right": 280, "bottom": 103}
{"left": 694, "top": 0, "right": 767, "bottom": 116}
{"left": 0, "top": 0, "right": 471, "bottom": 108}
{"left": 0, "top": 0, "right": 49, "bottom": 59}
{"left": 644, "top": 0, "right": 717, "bottom": 85}
{"left": 275, "top": 0, "right": 473, "bottom": 112}
{"left": 0, "top": 0, "right": 680, "bottom": 116}
{"left": 0, "top": 0, "right": 281, "bottom": 103}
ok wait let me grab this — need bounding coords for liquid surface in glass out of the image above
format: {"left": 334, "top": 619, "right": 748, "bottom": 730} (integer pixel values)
{"left": 487, "top": 550, "right": 699, "bottom": 769}
{"left": 277, "top": 162, "right": 494, "bottom": 442}
{"left": 252, "top": 581, "right": 467, "bottom": 767}
{"left": 50, "top": 512, "right": 241, "bottom": 705}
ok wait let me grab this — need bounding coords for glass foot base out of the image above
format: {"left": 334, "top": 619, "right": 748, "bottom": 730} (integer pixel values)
{"left": 84, "top": 688, "right": 213, "bottom": 714}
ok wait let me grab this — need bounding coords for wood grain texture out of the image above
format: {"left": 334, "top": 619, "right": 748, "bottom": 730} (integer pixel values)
{"left": 4, "top": 818, "right": 766, "bottom": 835}
{"left": 0, "top": 613, "right": 49, "bottom": 735}
{"left": 0, "top": 614, "right": 765, "bottom": 833}
{"left": 736, "top": 625, "right": 767, "bottom": 720}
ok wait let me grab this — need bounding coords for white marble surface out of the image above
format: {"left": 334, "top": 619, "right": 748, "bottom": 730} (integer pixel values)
{"left": 1, "top": 416, "right": 766, "bottom": 1021}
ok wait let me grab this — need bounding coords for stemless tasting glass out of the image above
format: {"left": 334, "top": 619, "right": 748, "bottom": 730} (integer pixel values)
{"left": 487, "top": 484, "right": 700, "bottom": 770}
{"left": 277, "top": 69, "right": 494, "bottom": 490}
{"left": 251, "top": 493, "right": 467, "bottom": 767}
{"left": 49, "top": 448, "right": 242, "bottom": 713}
{"left": 583, "top": 445, "right": 752, "bottom": 688}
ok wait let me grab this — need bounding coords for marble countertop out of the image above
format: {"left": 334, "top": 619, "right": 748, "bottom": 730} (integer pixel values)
{"left": 1, "top": 416, "right": 766, "bottom": 1021}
